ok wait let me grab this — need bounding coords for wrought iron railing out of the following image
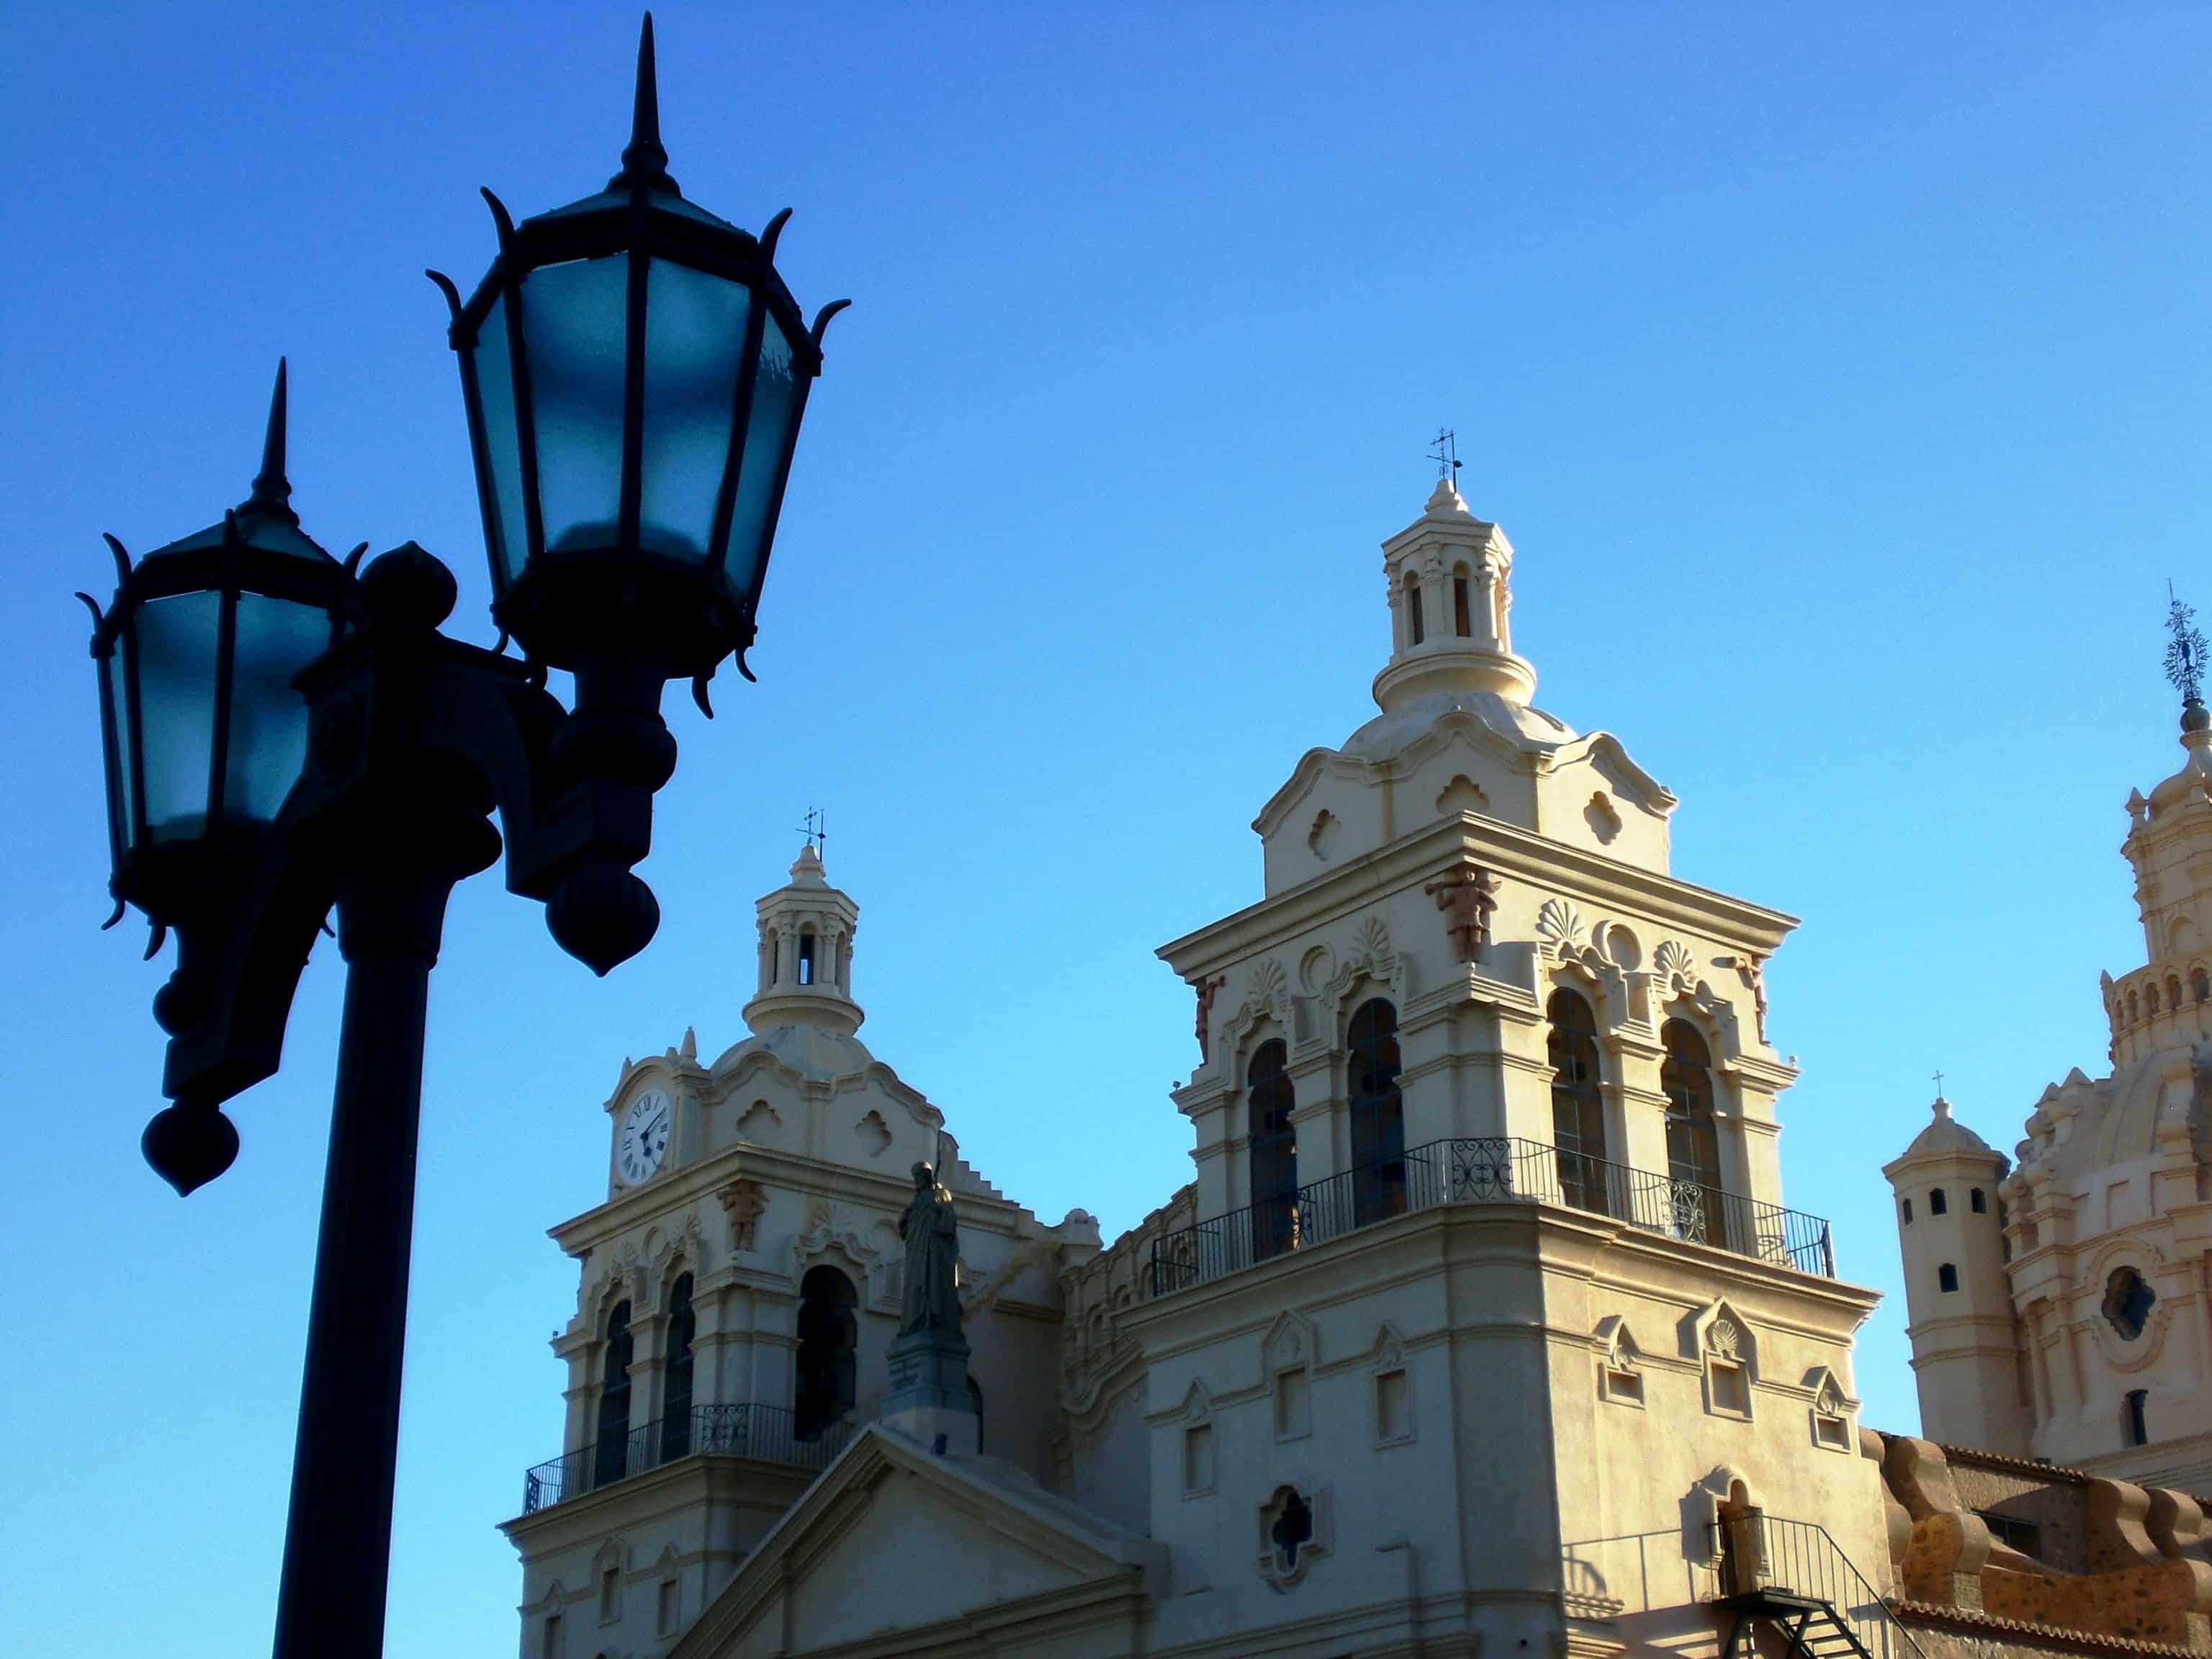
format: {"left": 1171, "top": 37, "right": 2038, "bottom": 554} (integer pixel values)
{"left": 1148, "top": 1135, "right": 1835, "bottom": 1295}
{"left": 520, "top": 1402, "right": 852, "bottom": 1514}
{"left": 1712, "top": 1514, "right": 1926, "bottom": 1659}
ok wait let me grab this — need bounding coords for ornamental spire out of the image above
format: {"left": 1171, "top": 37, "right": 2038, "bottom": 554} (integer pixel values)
{"left": 611, "top": 13, "right": 678, "bottom": 194}
{"left": 242, "top": 357, "right": 297, "bottom": 523}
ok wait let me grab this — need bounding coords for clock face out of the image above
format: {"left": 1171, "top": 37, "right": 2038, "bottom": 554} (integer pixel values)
{"left": 616, "top": 1088, "right": 672, "bottom": 1185}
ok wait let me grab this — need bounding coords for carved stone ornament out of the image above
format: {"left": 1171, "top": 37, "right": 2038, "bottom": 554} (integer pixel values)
{"left": 1653, "top": 938, "right": 1699, "bottom": 988}
{"left": 1193, "top": 974, "right": 1226, "bottom": 1061}
{"left": 1246, "top": 956, "right": 1289, "bottom": 1012}
{"left": 1424, "top": 858, "right": 1501, "bottom": 965}
{"left": 1709, "top": 1318, "right": 1741, "bottom": 1359}
{"left": 1536, "top": 898, "right": 1583, "bottom": 956}
{"left": 1713, "top": 953, "right": 1770, "bottom": 1043}
{"left": 718, "top": 1177, "right": 768, "bottom": 1252}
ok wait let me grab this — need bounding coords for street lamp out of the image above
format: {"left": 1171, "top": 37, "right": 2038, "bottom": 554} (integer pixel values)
{"left": 79, "top": 19, "right": 842, "bottom": 1658}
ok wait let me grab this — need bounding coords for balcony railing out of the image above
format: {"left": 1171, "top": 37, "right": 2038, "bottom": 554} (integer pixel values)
{"left": 521, "top": 1402, "right": 852, "bottom": 1514}
{"left": 1148, "top": 1136, "right": 1835, "bottom": 1296}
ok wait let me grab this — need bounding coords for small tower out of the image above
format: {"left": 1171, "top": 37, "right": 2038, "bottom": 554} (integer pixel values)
{"left": 1372, "top": 476, "right": 1537, "bottom": 712}
{"left": 1883, "top": 1094, "right": 2029, "bottom": 1452}
{"left": 742, "top": 845, "right": 863, "bottom": 1038}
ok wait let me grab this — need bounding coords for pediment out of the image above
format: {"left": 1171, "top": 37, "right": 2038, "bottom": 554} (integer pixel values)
{"left": 675, "top": 1429, "right": 1159, "bottom": 1659}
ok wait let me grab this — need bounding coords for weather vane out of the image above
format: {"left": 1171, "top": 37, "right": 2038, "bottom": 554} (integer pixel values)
{"left": 797, "top": 806, "right": 827, "bottom": 855}
{"left": 2165, "top": 581, "right": 2207, "bottom": 706}
{"left": 1429, "top": 427, "right": 1462, "bottom": 485}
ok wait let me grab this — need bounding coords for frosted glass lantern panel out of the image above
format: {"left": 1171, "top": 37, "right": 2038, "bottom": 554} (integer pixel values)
{"left": 522, "top": 256, "right": 629, "bottom": 557}
{"left": 639, "top": 259, "right": 750, "bottom": 564}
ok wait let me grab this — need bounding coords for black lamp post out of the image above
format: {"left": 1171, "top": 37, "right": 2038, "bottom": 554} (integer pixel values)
{"left": 79, "top": 19, "right": 842, "bottom": 1658}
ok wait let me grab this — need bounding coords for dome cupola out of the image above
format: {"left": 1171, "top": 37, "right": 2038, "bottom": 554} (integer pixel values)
{"left": 1370, "top": 475, "right": 1537, "bottom": 713}
{"left": 741, "top": 843, "right": 863, "bottom": 1038}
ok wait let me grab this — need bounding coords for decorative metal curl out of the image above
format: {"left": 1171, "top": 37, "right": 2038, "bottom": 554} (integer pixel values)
{"left": 760, "top": 207, "right": 792, "bottom": 260}
{"left": 424, "top": 269, "right": 463, "bottom": 323}
{"left": 480, "top": 187, "right": 517, "bottom": 248}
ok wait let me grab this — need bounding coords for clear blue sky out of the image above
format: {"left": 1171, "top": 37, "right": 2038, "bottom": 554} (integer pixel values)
{"left": 4, "top": 4, "right": 2207, "bottom": 1654}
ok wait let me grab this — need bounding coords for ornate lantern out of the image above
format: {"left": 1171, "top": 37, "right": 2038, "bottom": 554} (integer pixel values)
{"left": 82, "top": 360, "right": 356, "bottom": 960}
{"left": 432, "top": 16, "right": 846, "bottom": 704}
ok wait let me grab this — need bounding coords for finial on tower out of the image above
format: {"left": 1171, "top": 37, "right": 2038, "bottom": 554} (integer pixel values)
{"left": 243, "top": 358, "right": 296, "bottom": 523}
{"left": 796, "top": 805, "right": 827, "bottom": 856}
{"left": 1932, "top": 1069, "right": 1948, "bottom": 1108}
{"left": 611, "top": 14, "right": 678, "bottom": 194}
{"left": 1428, "top": 427, "right": 1462, "bottom": 486}
{"left": 2164, "top": 581, "right": 2208, "bottom": 728}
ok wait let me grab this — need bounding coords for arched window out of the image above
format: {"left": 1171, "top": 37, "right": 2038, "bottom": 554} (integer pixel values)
{"left": 1930, "top": 1187, "right": 1948, "bottom": 1215}
{"left": 2167, "top": 975, "right": 2182, "bottom": 1010}
{"left": 794, "top": 1265, "right": 858, "bottom": 1443}
{"left": 1969, "top": 1188, "right": 1986, "bottom": 1214}
{"left": 1547, "top": 989, "right": 1610, "bottom": 1215}
{"left": 1452, "top": 568, "right": 1473, "bottom": 637}
{"left": 2126, "top": 1388, "right": 2149, "bottom": 1447}
{"left": 2193, "top": 968, "right": 2208, "bottom": 1004}
{"left": 1247, "top": 1040, "right": 1299, "bottom": 1262}
{"left": 660, "top": 1274, "right": 696, "bottom": 1462}
{"left": 1901, "top": 1197, "right": 1913, "bottom": 1224}
{"left": 1349, "top": 999, "right": 1406, "bottom": 1226}
{"left": 1938, "top": 1262, "right": 1959, "bottom": 1292}
{"left": 798, "top": 927, "right": 817, "bottom": 986}
{"left": 1661, "top": 1019, "right": 1726, "bottom": 1246}
{"left": 1403, "top": 572, "right": 1425, "bottom": 645}
{"left": 594, "top": 1300, "right": 634, "bottom": 1488}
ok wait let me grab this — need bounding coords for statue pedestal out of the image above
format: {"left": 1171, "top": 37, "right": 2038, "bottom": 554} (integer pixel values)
{"left": 883, "top": 1328, "right": 977, "bottom": 1456}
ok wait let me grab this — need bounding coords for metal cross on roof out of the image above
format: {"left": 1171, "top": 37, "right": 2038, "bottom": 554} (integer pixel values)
{"left": 796, "top": 806, "right": 827, "bottom": 855}
{"left": 1932, "top": 1069, "right": 1945, "bottom": 1097}
{"left": 1429, "top": 427, "right": 1462, "bottom": 485}
{"left": 2165, "top": 580, "right": 2206, "bottom": 706}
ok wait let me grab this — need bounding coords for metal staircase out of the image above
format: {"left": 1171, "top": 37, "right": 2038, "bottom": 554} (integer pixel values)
{"left": 1712, "top": 1515, "right": 1924, "bottom": 1659}
{"left": 1718, "top": 1586, "right": 1876, "bottom": 1659}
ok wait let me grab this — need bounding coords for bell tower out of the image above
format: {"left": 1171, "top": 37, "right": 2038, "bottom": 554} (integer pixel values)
{"left": 742, "top": 845, "right": 863, "bottom": 1038}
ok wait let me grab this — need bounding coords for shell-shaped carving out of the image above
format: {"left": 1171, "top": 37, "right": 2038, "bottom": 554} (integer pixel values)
{"left": 1654, "top": 939, "right": 1699, "bottom": 986}
{"left": 1535, "top": 898, "right": 1583, "bottom": 954}
{"left": 1246, "top": 956, "right": 1288, "bottom": 1010}
{"left": 1354, "top": 915, "right": 1392, "bottom": 963}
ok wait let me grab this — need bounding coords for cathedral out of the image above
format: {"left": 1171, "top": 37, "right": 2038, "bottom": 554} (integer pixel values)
{"left": 500, "top": 480, "right": 2212, "bottom": 1659}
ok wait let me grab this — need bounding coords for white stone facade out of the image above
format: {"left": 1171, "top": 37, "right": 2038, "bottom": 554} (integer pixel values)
{"left": 505, "top": 481, "right": 2200, "bottom": 1659}
{"left": 1887, "top": 701, "right": 2212, "bottom": 1492}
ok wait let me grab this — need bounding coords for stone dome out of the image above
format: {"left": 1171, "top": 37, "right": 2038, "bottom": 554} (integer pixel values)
{"left": 1340, "top": 688, "right": 1578, "bottom": 767}
{"left": 713, "top": 1021, "right": 877, "bottom": 1083}
{"left": 1896, "top": 1097, "right": 2002, "bottom": 1165}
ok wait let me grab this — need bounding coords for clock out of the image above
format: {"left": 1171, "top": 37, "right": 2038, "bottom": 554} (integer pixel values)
{"left": 616, "top": 1088, "right": 672, "bottom": 1185}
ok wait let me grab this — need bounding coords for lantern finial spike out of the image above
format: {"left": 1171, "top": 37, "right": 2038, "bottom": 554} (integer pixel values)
{"left": 614, "top": 14, "right": 676, "bottom": 194}
{"left": 244, "top": 357, "right": 298, "bottom": 523}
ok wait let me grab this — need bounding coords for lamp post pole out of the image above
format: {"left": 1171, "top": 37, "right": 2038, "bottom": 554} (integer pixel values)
{"left": 78, "top": 19, "right": 845, "bottom": 1654}
{"left": 270, "top": 557, "right": 501, "bottom": 1659}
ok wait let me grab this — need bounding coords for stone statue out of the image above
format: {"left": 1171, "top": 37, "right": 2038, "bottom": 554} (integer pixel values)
{"left": 898, "top": 1161, "right": 961, "bottom": 1338}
